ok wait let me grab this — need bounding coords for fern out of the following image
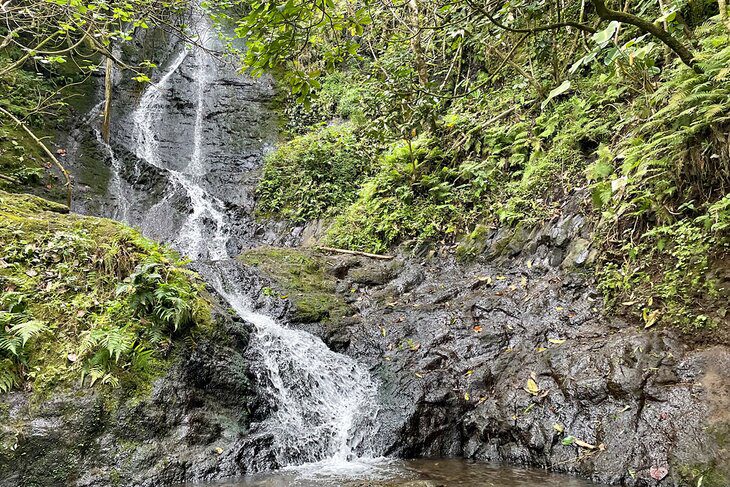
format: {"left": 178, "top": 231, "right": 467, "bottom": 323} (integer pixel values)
{"left": 0, "top": 359, "right": 19, "bottom": 393}
{"left": 10, "top": 320, "right": 48, "bottom": 346}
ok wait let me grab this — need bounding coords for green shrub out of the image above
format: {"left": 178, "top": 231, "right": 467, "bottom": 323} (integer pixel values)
{"left": 257, "top": 122, "right": 380, "bottom": 223}
{"left": 592, "top": 25, "right": 730, "bottom": 329}
{"left": 326, "top": 135, "right": 498, "bottom": 252}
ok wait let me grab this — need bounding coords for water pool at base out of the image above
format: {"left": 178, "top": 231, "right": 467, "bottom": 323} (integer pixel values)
{"left": 198, "top": 458, "right": 607, "bottom": 486}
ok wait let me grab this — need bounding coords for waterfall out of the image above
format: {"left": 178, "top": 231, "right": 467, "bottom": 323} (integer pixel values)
{"left": 97, "top": 8, "right": 384, "bottom": 476}
{"left": 131, "top": 46, "right": 229, "bottom": 260}
{"left": 209, "top": 265, "right": 381, "bottom": 469}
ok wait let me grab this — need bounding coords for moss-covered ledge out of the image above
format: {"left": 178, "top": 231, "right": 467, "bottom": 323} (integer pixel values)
{"left": 0, "top": 190, "right": 214, "bottom": 399}
{"left": 239, "top": 247, "right": 351, "bottom": 323}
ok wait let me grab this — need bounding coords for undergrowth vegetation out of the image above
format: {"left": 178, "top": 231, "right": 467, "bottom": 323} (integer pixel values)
{"left": 252, "top": 12, "right": 729, "bottom": 333}
{"left": 0, "top": 191, "right": 211, "bottom": 395}
{"left": 257, "top": 122, "right": 381, "bottom": 223}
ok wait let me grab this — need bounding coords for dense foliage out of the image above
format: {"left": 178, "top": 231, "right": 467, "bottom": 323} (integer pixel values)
{"left": 0, "top": 191, "right": 211, "bottom": 395}
{"left": 257, "top": 122, "right": 381, "bottom": 223}
{"left": 219, "top": 0, "right": 728, "bottom": 331}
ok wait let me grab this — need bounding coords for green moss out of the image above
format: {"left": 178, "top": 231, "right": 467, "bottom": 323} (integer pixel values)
{"left": 257, "top": 122, "right": 380, "bottom": 224}
{"left": 455, "top": 224, "right": 492, "bottom": 262}
{"left": 240, "top": 247, "right": 349, "bottom": 323}
{"left": 1, "top": 45, "right": 99, "bottom": 202}
{"left": 675, "top": 462, "right": 729, "bottom": 487}
{"left": 0, "top": 191, "right": 212, "bottom": 396}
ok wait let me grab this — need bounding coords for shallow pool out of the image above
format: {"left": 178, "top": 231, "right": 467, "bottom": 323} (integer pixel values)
{"left": 200, "top": 458, "right": 606, "bottom": 486}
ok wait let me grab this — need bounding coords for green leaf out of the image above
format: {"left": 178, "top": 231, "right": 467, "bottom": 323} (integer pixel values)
{"left": 592, "top": 21, "right": 620, "bottom": 46}
{"left": 541, "top": 81, "right": 571, "bottom": 109}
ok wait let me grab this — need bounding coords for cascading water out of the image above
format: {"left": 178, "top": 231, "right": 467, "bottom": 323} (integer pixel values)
{"left": 96, "top": 8, "right": 384, "bottom": 477}
{"left": 209, "top": 265, "right": 381, "bottom": 471}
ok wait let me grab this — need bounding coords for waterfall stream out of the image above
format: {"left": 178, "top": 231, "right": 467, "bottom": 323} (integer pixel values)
{"left": 96, "top": 11, "right": 384, "bottom": 477}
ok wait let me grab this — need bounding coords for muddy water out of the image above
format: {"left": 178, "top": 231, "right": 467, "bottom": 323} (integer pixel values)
{"left": 199, "top": 459, "right": 607, "bottom": 486}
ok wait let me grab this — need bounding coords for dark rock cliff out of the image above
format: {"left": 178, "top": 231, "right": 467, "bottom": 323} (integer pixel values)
{"left": 246, "top": 208, "right": 730, "bottom": 487}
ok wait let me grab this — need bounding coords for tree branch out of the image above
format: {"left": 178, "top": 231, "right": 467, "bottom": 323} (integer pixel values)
{"left": 468, "top": 0, "right": 597, "bottom": 34}
{"left": 0, "top": 107, "right": 72, "bottom": 208}
{"left": 589, "top": 0, "right": 700, "bottom": 71}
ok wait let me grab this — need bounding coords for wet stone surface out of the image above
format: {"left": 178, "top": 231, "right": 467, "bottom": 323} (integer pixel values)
{"left": 246, "top": 211, "right": 730, "bottom": 487}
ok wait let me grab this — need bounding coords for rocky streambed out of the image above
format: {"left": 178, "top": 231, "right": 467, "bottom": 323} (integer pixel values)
{"left": 1, "top": 12, "right": 727, "bottom": 487}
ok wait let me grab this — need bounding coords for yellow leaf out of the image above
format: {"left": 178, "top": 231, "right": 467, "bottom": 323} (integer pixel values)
{"left": 536, "top": 347, "right": 547, "bottom": 353}
{"left": 548, "top": 338, "right": 566, "bottom": 345}
{"left": 464, "top": 392, "right": 470, "bottom": 401}
{"left": 380, "top": 327, "right": 387, "bottom": 337}
{"left": 521, "top": 276, "right": 528, "bottom": 287}
{"left": 643, "top": 309, "right": 660, "bottom": 329}
{"left": 553, "top": 423, "right": 564, "bottom": 433}
{"left": 214, "top": 447, "right": 223, "bottom": 455}
{"left": 525, "top": 378, "right": 540, "bottom": 395}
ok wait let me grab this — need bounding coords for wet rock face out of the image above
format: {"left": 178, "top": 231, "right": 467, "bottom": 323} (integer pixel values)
{"left": 249, "top": 211, "right": 729, "bottom": 487}
{"left": 66, "top": 26, "right": 279, "bottom": 253}
{"left": 0, "top": 284, "right": 292, "bottom": 487}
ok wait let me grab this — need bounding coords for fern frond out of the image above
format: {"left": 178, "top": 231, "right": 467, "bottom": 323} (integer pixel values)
{"left": 10, "top": 320, "right": 48, "bottom": 346}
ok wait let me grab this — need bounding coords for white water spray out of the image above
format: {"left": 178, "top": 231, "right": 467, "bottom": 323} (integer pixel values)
{"left": 210, "top": 267, "right": 381, "bottom": 469}
{"left": 98, "top": 8, "right": 384, "bottom": 475}
{"left": 132, "top": 43, "right": 229, "bottom": 260}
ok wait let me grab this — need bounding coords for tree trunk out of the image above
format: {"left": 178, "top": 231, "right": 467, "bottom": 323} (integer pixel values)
{"left": 101, "top": 56, "right": 113, "bottom": 143}
{"left": 408, "top": 0, "right": 429, "bottom": 87}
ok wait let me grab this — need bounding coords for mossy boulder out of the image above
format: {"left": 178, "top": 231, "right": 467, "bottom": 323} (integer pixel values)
{"left": 240, "top": 247, "right": 350, "bottom": 323}
{"left": 0, "top": 190, "right": 212, "bottom": 398}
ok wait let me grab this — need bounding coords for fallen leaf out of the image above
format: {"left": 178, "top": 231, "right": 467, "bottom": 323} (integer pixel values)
{"left": 536, "top": 347, "right": 547, "bottom": 353}
{"left": 643, "top": 309, "right": 661, "bottom": 329}
{"left": 464, "top": 392, "right": 470, "bottom": 401}
{"left": 650, "top": 466, "right": 669, "bottom": 481}
{"left": 574, "top": 438, "right": 596, "bottom": 449}
{"left": 548, "top": 338, "right": 566, "bottom": 345}
{"left": 473, "top": 325, "right": 483, "bottom": 333}
{"left": 525, "top": 377, "right": 540, "bottom": 395}
{"left": 214, "top": 447, "right": 223, "bottom": 455}
{"left": 553, "top": 423, "right": 564, "bottom": 433}
{"left": 415, "top": 372, "right": 423, "bottom": 378}
{"left": 521, "top": 276, "right": 528, "bottom": 287}
{"left": 562, "top": 436, "right": 575, "bottom": 446}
